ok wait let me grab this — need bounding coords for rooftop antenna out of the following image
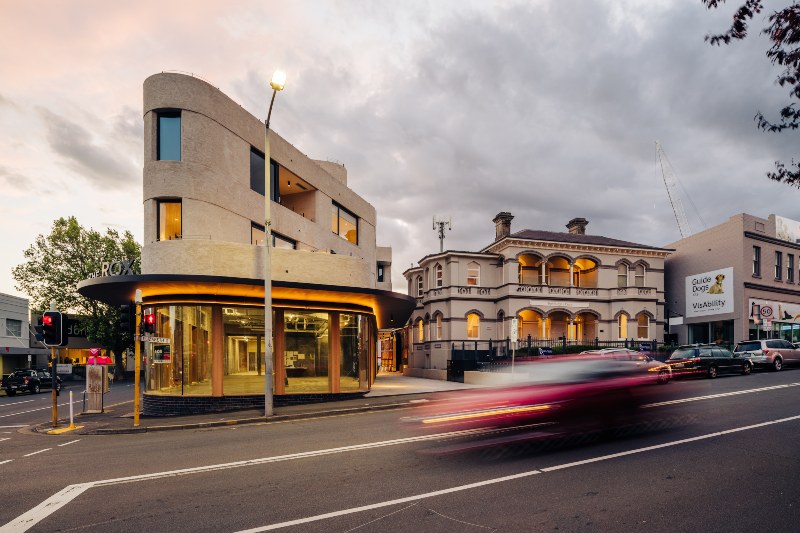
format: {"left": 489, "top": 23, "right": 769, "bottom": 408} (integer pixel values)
{"left": 433, "top": 216, "right": 452, "bottom": 253}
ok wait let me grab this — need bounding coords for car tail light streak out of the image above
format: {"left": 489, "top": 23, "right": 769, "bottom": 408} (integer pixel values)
{"left": 23, "top": 377, "right": 29, "bottom": 384}
{"left": 420, "top": 403, "right": 552, "bottom": 425}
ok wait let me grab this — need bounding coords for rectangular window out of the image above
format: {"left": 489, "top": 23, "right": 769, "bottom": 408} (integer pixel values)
{"left": 249, "top": 149, "right": 280, "bottom": 202}
{"left": 436, "top": 315, "right": 442, "bottom": 340}
{"left": 273, "top": 232, "right": 296, "bottom": 249}
{"left": 251, "top": 223, "right": 265, "bottom": 246}
{"left": 753, "top": 246, "right": 761, "bottom": 276}
{"left": 467, "top": 264, "right": 480, "bottom": 286}
{"left": 377, "top": 264, "right": 385, "bottom": 283}
{"left": 5, "top": 318, "right": 22, "bottom": 337}
{"left": 157, "top": 111, "right": 181, "bottom": 161}
{"left": 417, "top": 277, "right": 423, "bottom": 297}
{"left": 634, "top": 265, "right": 646, "bottom": 287}
{"left": 637, "top": 315, "right": 649, "bottom": 339}
{"left": 775, "top": 251, "right": 783, "bottom": 280}
{"left": 789, "top": 255, "right": 795, "bottom": 283}
{"left": 332, "top": 202, "right": 358, "bottom": 245}
{"left": 617, "top": 265, "right": 628, "bottom": 287}
{"left": 157, "top": 200, "right": 181, "bottom": 241}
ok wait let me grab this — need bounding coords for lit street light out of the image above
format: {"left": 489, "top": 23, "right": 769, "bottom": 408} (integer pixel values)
{"left": 264, "top": 70, "right": 285, "bottom": 417}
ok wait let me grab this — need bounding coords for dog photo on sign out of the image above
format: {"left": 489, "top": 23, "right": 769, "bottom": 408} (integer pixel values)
{"left": 708, "top": 274, "right": 725, "bottom": 294}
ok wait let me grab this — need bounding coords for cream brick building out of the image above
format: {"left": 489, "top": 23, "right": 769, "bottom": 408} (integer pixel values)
{"left": 403, "top": 213, "right": 670, "bottom": 377}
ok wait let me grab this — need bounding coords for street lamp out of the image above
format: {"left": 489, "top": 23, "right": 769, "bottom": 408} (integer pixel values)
{"left": 264, "top": 70, "right": 285, "bottom": 417}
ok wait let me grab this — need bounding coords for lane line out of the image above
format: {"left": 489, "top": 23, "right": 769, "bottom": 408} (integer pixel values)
{"left": 0, "top": 401, "right": 85, "bottom": 419}
{"left": 0, "top": 438, "right": 10, "bottom": 442}
{"left": 0, "top": 483, "right": 94, "bottom": 533}
{"left": 237, "top": 414, "right": 800, "bottom": 532}
{"left": 57, "top": 440, "right": 80, "bottom": 447}
{"left": 0, "top": 460, "right": 12, "bottom": 466}
{"left": 0, "top": 425, "right": 28, "bottom": 429}
{"left": 642, "top": 382, "right": 800, "bottom": 408}
{"left": 23, "top": 448, "right": 52, "bottom": 457}
{"left": 0, "top": 400, "right": 35, "bottom": 408}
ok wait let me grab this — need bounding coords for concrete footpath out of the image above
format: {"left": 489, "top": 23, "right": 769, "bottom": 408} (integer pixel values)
{"left": 35, "top": 372, "right": 479, "bottom": 436}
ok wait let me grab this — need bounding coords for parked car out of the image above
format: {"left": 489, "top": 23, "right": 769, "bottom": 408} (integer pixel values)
{"left": 1, "top": 368, "right": 62, "bottom": 396}
{"left": 579, "top": 348, "right": 672, "bottom": 384}
{"left": 733, "top": 339, "right": 800, "bottom": 371}
{"left": 667, "top": 344, "right": 751, "bottom": 378}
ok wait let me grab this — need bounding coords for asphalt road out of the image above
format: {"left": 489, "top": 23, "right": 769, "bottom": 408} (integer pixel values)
{"left": 2, "top": 370, "right": 799, "bottom": 532}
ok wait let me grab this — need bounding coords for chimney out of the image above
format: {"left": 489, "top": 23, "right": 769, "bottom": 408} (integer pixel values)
{"left": 493, "top": 212, "right": 514, "bottom": 241}
{"left": 566, "top": 217, "right": 588, "bottom": 235}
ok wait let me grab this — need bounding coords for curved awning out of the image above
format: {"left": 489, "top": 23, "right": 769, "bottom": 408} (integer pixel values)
{"left": 77, "top": 274, "right": 415, "bottom": 330}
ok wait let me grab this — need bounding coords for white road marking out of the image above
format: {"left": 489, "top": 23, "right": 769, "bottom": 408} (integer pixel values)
{"left": 0, "top": 399, "right": 35, "bottom": 408}
{"left": 0, "top": 460, "right": 12, "bottom": 466}
{"left": 0, "top": 438, "right": 10, "bottom": 442}
{"left": 236, "top": 414, "right": 800, "bottom": 532}
{"left": 23, "top": 448, "right": 52, "bottom": 457}
{"left": 57, "top": 440, "right": 80, "bottom": 447}
{"left": 0, "top": 425, "right": 28, "bottom": 428}
{"left": 0, "top": 401, "right": 81, "bottom": 419}
{"left": 643, "top": 382, "right": 800, "bottom": 408}
{"left": 0, "top": 483, "right": 94, "bottom": 532}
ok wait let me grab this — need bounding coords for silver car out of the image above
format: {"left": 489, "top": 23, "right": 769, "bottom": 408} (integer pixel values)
{"left": 733, "top": 339, "right": 800, "bottom": 371}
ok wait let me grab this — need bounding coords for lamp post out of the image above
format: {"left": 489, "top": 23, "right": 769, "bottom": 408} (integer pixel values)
{"left": 264, "top": 70, "right": 285, "bottom": 417}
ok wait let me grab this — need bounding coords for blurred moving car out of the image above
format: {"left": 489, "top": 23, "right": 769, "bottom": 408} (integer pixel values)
{"left": 733, "top": 339, "right": 800, "bottom": 371}
{"left": 667, "top": 344, "right": 751, "bottom": 378}
{"left": 404, "top": 358, "right": 670, "bottom": 451}
{"left": 580, "top": 348, "right": 672, "bottom": 384}
{"left": 2, "top": 368, "right": 62, "bottom": 396}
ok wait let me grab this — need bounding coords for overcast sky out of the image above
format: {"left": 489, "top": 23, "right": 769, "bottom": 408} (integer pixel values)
{"left": 1, "top": 0, "right": 798, "bottom": 299}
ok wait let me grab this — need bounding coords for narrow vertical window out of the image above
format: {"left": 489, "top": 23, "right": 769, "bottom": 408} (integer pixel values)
{"left": 436, "top": 314, "right": 442, "bottom": 340}
{"left": 157, "top": 200, "right": 181, "bottom": 241}
{"left": 417, "top": 318, "right": 424, "bottom": 342}
{"left": 775, "top": 251, "right": 783, "bottom": 280}
{"left": 634, "top": 265, "right": 646, "bottom": 287}
{"left": 617, "top": 264, "right": 628, "bottom": 287}
{"left": 467, "top": 313, "right": 480, "bottom": 339}
{"left": 416, "top": 276, "right": 423, "bottom": 297}
{"left": 249, "top": 149, "right": 280, "bottom": 202}
{"left": 637, "top": 314, "right": 649, "bottom": 339}
{"left": 332, "top": 202, "right": 358, "bottom": 245}
{"left": 618, "top": 314, "right": 628, "bottom": 339}
{"left": 435, "top": 264, "right": 443, "bottom": 288}
{"left": 157, "top": 111, "right": 181, "bottom": 161}
{"left": 377, "top": 264, "right": 385, "bottom": 283}
{"left": 753, "top": 246, "right": 761, "bottom": 276}
{"left": 788, "top": 255, "right": 795, "bottom": 283}
{"left": 467, "top": 262, "right": 480, "bottom": 286}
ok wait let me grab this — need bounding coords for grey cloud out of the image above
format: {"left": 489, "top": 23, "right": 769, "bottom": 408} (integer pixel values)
{"left": 0, "top": 165, "right": 34, "bottom": 192}
{"left": 37, "top": 107, "right": 139, "bottom": 189}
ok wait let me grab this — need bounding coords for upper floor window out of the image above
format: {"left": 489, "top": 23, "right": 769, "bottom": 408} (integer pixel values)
{"left": 5, "top": 318, "right": 22, "bottom": 338}
{"left": 332, "top": 202, "right": 358, "bottom": 245}
{"left": 157, "top": 200, "right": 181, "bottom": 241}
{"left": 251, "top": 223, "right": 265, "bottom": 246}
{"left": 273, "top": 232, "right": 296, "bottom": 249}
{"left": 753, "top": 246, "right": 761, "bottom": 276}
{"left": 789, "top": 255, "right": 795, "bottom": 283}
{"left": 377, "top": 264, "right": 385, "bottom": 283}
{"left": 467, "top": 262, "right": 480, "bottom": 286}
{"left": 637, "top": 313, "right": 649, "bottom": 339}
{"left": 466, "top": 313, "right": 480, "bottom": 339}
{"left": 417, "top": 318, "right": 424, "bottom": 342}
{"left": 416, "top": 276, "right": 423, "bottom": 297}
{"left": 157, "top": 111, "right": 181, "bottom": 161}
{"left": 436, "top": 314, "right": 442, "bottom": 340}
{"left": 617, "top": 264, "right": 629, "bottom": 287}
{"left": 250, "top": 149, "right": 280, "bottom": 202}
{"left": 435, "top": 264, "right": 443, "bottom": 288}
{"left": 634, "top": 264, "right": 646, "bottom": 287}
{"left": 775, "top": 251, "right": 783, "bottom": 280}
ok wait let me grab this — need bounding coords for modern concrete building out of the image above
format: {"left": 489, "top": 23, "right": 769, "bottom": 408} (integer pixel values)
{"left": 403, "top": 213, "right": 670, "bottom": 378}
{"left": 664, "top": 213, "right": 800, "bottom": 346}
{"left": 78, "top": 72, "right": 414, "bottom": 414}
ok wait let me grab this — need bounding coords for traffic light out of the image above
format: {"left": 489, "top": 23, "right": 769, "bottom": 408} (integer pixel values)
{"left": 118, "top": 303, "right": 134, "bottom": 336}
{"left": 42, "top": 311, "right": 65, "bottom": 347}
{"left": 34, "top": 318, "right": 45, "bottom": 342}
{"left": 142, "top": 310, "right": 156, "bottom": 334}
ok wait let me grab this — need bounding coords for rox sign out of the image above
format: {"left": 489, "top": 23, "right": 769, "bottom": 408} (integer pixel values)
{"left": 87, "top": 259, "right": 138, "bottom": 278}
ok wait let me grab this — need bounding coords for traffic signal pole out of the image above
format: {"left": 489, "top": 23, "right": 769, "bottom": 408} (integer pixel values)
{"left": 134, "top": 290, "right": 142, "bottom": 427}
{"left": 51, "top": 346, "right": 58, "bottom": 428}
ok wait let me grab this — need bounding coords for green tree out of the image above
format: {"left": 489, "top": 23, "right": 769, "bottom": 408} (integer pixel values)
{"left": 703, "top": 1, "right": 800, "bottom": 186}
{"left": 12, "top": 217, "right": 141, "bottom": 379}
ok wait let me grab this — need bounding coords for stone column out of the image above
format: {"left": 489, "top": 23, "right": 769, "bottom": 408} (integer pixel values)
{"left": 211, "top": 306, "right": 223, "bottom": 397}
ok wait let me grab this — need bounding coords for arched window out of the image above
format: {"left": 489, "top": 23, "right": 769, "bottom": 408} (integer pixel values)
{"left": 435, "top": 263, "right": 443, "bottom": 288}
{"left": 467, "top": 262, "right": 480, "bottom": 286}
{"left": 637, "top": 313, "right": 649, "bottom": 339}
{"left": 467, "top": 313, "right": 480, "bottom": 339}
{"left": 634, "top": 264, "right": 646, "bottom": 287}
{"left": 416, "top": 276, "right": 423, "bottom": 297}
{"left": 417, "top": 318, "right": 424, "bottom": 342}
{"left": 436, "top": 314, "right": 442, "bottom": 340}
{"left": 497, "top": 311, "right": 505, "bottom": 339}
{"left": 617, "top": 264, "right": 629, "bottom": 287}
{"left": 618, "top": 314, "right": 628, "bottom": 339}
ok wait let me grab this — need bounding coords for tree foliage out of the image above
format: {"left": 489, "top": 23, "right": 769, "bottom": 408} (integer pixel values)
{"left": 703, "top": 0, "right": 800, "bottom": 187}
{"left": 12, "top": 217, "right": 141, "bottom": 378}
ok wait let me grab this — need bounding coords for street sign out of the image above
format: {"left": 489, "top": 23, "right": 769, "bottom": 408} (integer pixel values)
{"left": 56, "top": 364, "right": 72, "bottom": 374}
{"left": 639, "top": 342, "right": 652, "bottom": 352}
{"left": 539, "top": 347, "right": 553, "bottom": 356}
{"left": 153, "top": 344, "right": 171, "bottom": 363}
{"left": 510, "top": 318, "right": 519, "bottom": 343}
{"left": 136, "top": 335, "right": 171, "bottom": 343}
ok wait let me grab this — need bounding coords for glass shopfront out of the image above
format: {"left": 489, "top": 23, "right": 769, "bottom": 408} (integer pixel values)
{"left": 145, "top": 304, "right": 375, "bottom": 396}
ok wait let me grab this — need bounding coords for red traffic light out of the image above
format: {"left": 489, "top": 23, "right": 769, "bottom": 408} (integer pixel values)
{"left": 142, "top": 312, "right": 156, "bottom": 334}
{"left": 144, "top": 314, "right": 156, "bottom": 326}
{"left": 42, "top": 315, "right": 54, "bottom": 327}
